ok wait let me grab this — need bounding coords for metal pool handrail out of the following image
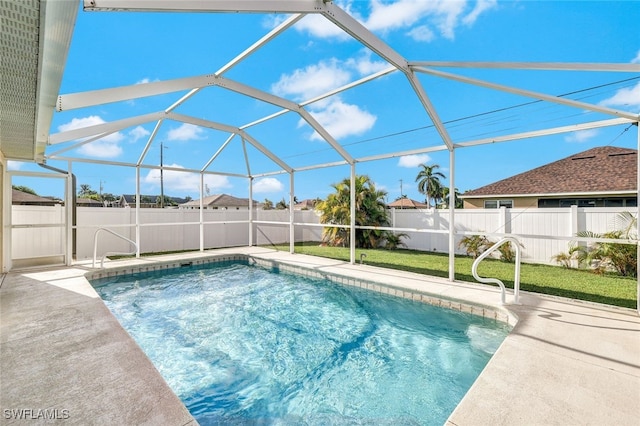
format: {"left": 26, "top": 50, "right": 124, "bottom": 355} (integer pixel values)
{"left": 92, "top": 228, "right": 138, "bottom": 268}
{"left": 471, "top": 236, "right": 521, "bottom": 305}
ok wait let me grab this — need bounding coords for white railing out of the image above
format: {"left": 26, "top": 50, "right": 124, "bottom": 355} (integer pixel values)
{"left": 471, "top": 237, "right": 521, "bottom": 305}
{"left": 92, "top": 228, "right": 138, "bottom": 268}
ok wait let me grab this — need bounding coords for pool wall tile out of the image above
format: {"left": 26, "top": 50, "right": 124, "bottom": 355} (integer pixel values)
{"left": 86, "top": 253, "right": 510, "bottom": 325}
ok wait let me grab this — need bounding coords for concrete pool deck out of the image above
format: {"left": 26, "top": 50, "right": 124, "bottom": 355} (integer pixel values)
{"left": 1, "top": 247, "right": 638, "bottom": 425}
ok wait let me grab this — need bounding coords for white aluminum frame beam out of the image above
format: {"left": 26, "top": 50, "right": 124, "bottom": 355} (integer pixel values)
{"left": 49, "top": 155, "right": 249, "bottom": 178}
{"left": 166, "top": 112, "right": 293, "bottom": 173}
{"left": 455, "top": 117, "right": 637, "bottom": 149}
{"left": 321, "top": 2, "right": 455, "bottom": 151}
{"left": 202, "top": 134, "right": 235, "bottom": 172}
{"left": 49, "top": 112, "right": 166, "bottom": 144}
{"left": 137, "top": 120, "right": 164, "bottom": 165}
{"left": 409, "top": 61, "right": 640, "bottom": 72}
{"left": 414, "top": 67, "right": 640, "bottom": 121}
{"left": 84, "top": 0, "right": 328, "bottom": 13}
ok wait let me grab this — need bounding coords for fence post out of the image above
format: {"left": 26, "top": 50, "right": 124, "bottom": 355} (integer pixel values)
{"left": 499, "top": 206, "right": 507, "bottom": 233}
{"left": 570, "top": 205, "right": 579, "bottom": 236}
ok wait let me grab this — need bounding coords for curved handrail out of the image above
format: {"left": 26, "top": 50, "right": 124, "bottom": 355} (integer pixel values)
{"left": 471, "top": 236, "right": 521, "bottom": 305}
{"left": 92, "top": 228, "right": 138, "bottom": 268}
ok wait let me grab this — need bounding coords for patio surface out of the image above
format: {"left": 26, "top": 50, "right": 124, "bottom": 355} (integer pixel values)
{"left": 1, "top": 247, "right": 638, "bottom": 425}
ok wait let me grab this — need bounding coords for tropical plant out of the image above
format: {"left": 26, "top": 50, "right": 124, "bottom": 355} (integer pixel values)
{"left": 439, "top": 186, "right": 463, "bottom": 209}
{"left": 78, "top": 184, "right": 100, "bottom": 200}
{"left": 316, "top": 175, "right": 403, "bottom": 249}
{"left": 457, "top": 234, "right": 493, "bottom": 258}
{"left": 494, "top": 239, "right": 522, "bottom": 263}
{"left": 262, "top": 198, "right": 274, "bottom": 210}
{"left": 275, "top": 198, "right": 288, "bottom": 210}
{"left": 383, "top": 232, "right": 410, "bottom": 250}
{"left": 552, "top": 251, "right": 573, "bottom": 268}
{"left": 415, "top": 163, "right": 446, "bottom": 208}
{"left": 156, "top": 195, "right": 175, "bottom": 207}
{"left": 565, "top": 212, "right": 637, "bottom": 277}
{"left": 571, "top": 230, "right": 637, "bottom": 277}
{"left": 458, "top": 234, "right": 521, "bottom": 261}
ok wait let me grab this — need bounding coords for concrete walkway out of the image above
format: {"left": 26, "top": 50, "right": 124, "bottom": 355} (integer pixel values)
{"left": 1, "top": 247, "right": 639, "bottom": 425}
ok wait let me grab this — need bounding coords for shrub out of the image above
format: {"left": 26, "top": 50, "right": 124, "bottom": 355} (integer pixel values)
{"left": 458, "top": 235, "right": 493, "bottom": 258}
{"left": 558, "top": 212, "right": 638, "bottom": 277}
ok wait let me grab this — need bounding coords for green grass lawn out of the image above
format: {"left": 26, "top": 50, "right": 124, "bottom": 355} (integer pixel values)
{"left": 269, "top": 243, "right": 637, "bottom": 309}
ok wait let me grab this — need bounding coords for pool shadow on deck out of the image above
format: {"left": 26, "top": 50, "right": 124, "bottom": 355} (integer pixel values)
{"left": 0, "top": 267, "right": 195, "bottom": 425}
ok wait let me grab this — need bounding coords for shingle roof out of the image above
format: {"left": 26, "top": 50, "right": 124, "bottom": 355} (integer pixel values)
{"left": 294, "top": 199, "right": 318, "bottom": 209}
{"left": 180, "top": 194, "right": 257, "bottom": 207}
{"left": 11, "top": 189, "right": 61, "bottom": 205}
{"left": 462, "top": 146, "right": 637, "bottom": 198}
{"left": 387, "top": 198, "right": 428, "bottom": 208}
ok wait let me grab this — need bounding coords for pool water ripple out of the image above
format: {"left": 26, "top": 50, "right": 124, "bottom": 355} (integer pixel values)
{"left": 94, "top": 262, "right": 509, "bottom": 425}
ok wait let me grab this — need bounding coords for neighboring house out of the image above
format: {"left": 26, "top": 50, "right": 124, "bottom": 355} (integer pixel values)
{"left": 76, "top": 197, "right": 104, "bottom": 207}
{"left": 387, "top": 198, "right": 429, "bottom": 209}
{"left": 461, "top": 146, "right": 637, "bottom": 209}
{"left": 293, "top": 199, "right": 318, "bottom": 210}
{"left": 118, "top": 194, "right": 189, "bottom": 208}
{"left": 179, "top": 194, "right": 258, "bottom": 210}
{"left": 11, "top": 189, "right": 61, "bottom": 206}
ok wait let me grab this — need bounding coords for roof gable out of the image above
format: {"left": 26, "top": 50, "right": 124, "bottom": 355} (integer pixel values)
{"left": 180, "top": 194, "right": 257, "bottom": 207}
{"left": 388, "top": 198, "right": 428, "bottom": 208}
{"left": 463, "top": 146, "right": 637, "bottom": 198}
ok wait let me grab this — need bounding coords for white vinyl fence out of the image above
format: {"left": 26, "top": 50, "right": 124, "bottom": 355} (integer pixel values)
{"left": 10, "top": 205, "right": 635, "bottom": 266}
{"left": 391, "top": 206, "right": 634, "bottom": 264}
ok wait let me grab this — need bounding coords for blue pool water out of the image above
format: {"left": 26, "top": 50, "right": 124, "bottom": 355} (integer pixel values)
{"left": 93, "top": 261, "right": 509, "bottom": 425}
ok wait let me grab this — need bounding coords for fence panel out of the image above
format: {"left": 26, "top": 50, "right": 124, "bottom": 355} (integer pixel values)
{"left": 11, "top": 205, "right": 65, "bottom": 259}
{"left": 507, "top": 208, "right": 572, "bottom": 263}
{"left": 11, "top": 206, "right": 636, "bottom": 265}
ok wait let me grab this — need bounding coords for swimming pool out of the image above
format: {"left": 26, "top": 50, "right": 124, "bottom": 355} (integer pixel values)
{"left": 93, "top": 260, "right": 510, "bottom": 425}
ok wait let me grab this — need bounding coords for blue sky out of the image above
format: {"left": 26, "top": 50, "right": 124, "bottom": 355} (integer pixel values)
{"left": 10, "top": 0, "right": 640, "bottom": 204}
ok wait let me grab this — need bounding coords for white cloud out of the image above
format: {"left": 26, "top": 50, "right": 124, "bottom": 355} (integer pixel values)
{"left": 565, "top": 129, "right": 598, "bottom": 143}
{"left": 58, "top": 116, "right": 125, "bottom": 158}
{"left": 272, "top": 59, "right": 352, "bottom": 100}
{"left": 432, "top": 1, "right": 467, "bottom": 39}
{"left": 273, "top": 53, "right": 388, "bottom": 101}
{"left": 366, "top": 0, "right": 430, "bottom": 32}
{"left": 407, "top": 25, "right": 435, "bottom": 42}
{"left": 304, "top": 99, "right": 377, "bottom": 141}
{"left": 364, "top": 0, "right": 467, "bottom": 40}
{"left": 295, "top": 13, "right": 349, "bottom": 39}
{"left": 291, "top": 0, "right": 494, "bottom": 43}
{"left": 143, "top": 164, "right": 231, "bottom": 193}
{"left": 7, "top": 161, "right": 22, "bottom": 171}
{"left": 398, "top": 154, "right": 431, "bottom": 168}
{"left": 599, "top": 82, "right": 640, "bottom": 110}
{"left": 79, "top": 140, "right": 123, "bottom": 157}
{"left": 253, "top": 177, "right": 284, "bottom": 193}
{"left": 167, "top": 123, "right": 206, "bottom": 141}
{"left": 345, "top": 49, "right": 390, "bottom": 75}
{"left": 129, "top": 126, "right": 150, "bottom": 142}
{"left": 463, "top": 0, "right": 498, "bottom": 26}
{"left": 631, "top": 49, "right": 640, "bottom": 64}
{"left": 272, "top": 56, "right": 382, "bottom": 141}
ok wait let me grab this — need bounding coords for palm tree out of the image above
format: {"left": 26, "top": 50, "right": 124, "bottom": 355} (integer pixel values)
{"left": 415, "top": 163, "right": 446, "bottom": 208}
{"left": 316, "top": 175, "right": 392, "bottom": 248}
{"left": 439, "top": 186, "right": 463, "bottom": 209}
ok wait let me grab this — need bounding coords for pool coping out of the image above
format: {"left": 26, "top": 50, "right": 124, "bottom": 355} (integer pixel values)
{"left": 2, "top": 247, "right": 639, "bottom": 425}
